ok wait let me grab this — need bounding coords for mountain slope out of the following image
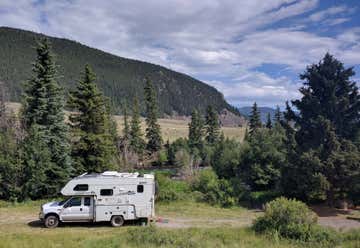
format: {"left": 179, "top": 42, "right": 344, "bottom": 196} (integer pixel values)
{"left": 0, "top": 27, "right": 238, "bottom": 116}
{"left": 238, "top": 106, "right": 276, "bottom": 123}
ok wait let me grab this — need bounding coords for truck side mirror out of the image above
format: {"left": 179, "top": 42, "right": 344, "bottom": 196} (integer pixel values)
{"left": 64, "top": 202, "right": 70, "bottom": 208}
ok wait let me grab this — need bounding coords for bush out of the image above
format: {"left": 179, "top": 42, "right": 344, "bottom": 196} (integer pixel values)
{"left": 191, "top": 168, "right": 236, "bottom": 207}
{"left": 253, "top": 197, "right": 339, "bottom": 244}
{"left": 248, "top": 191, "right": 280, "bottom": 208}
{"left": 155, "top": 172, "right": 191, "bottom": 202}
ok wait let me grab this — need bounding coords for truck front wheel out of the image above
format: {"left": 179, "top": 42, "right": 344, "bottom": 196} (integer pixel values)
{"left": 110, "top": 215, "right": 124, "bottom": 227}
{"left": 44, "top": 215, "right": 59, "bottom": 228}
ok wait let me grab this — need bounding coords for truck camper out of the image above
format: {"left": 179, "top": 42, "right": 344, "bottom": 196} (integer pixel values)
{"left": 39, "top": 171, "right": 155, "bottom": 228}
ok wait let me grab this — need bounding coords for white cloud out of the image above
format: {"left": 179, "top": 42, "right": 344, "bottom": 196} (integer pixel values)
{"left": 0, "top": 0, "right": 359, "bottom": 107}
{"left": 309, "top": 5, "right": 348, "bottom": 21}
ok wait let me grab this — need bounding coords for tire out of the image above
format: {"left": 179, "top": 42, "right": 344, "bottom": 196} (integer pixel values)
{"left": 111, "top": 215, "right": 124, "bottom": 227}
{"left": 44, "top": 215, "right": 59, "bottom": 228}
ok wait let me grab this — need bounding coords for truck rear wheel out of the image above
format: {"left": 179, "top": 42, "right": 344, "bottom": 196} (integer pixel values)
{"left": 44, "top": 215, "right": 59, "bottom": 228}
{"left": 111, "top": 215, "right": 124, "bottom": 227}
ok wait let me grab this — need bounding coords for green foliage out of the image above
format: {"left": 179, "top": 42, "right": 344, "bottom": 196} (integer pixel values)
{"left": 129, "top": 96, "right": 146, "bottom": 156}
{"left": 211, "top": 137, "right": 241, "bottom": 179}
{"left": 156, "top": 150, "right": 168, "bottom": 166}
{"left": 248, "top": 191, "right": 280, "bottom": 208}
{"left": 166, "top": 138, "right": 189, "bottom": 165}
{"left": 21, "top": 38, "right": 71, "bottom": 196}
{"left": 155, "top": 172, "right": 191, "bottom": 202}
{"left": 68, "top": 65, "right": 116, "bottom": 174}
{"left": 253, "top": 197, "right": 338, "bottom": 244}
{"left": 284, "top": 54, "right": 360, "bottom": 203}
{"left": 240, "top": 128, "right": 286, "bottom": 191}
{"left": 144, "top": 78, "right": 162, "bottom": 152}
{"left": 0, "top": 27, "right": 237, "bottom": 116}
{"left": 265, "top": 113, "right": 272, "bottom": 129}
{"left": 188, "top": 109, "right": 204, "bottom": 152}
{"left": 192, "top": 168, "right": 236, "bottom": 207}
{"left": 0, "top": 118, "right": 22, "bottom": 201}
{"left": 205, "top": 105, "right": 220, "bottom": 145}
{"left": 249, "top": 102, "right": 262, "bottom": 135}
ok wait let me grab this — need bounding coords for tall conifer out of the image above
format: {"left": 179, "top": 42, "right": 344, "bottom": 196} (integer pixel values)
{"left": 205, "top": 105, "right": 220, "bottom": 145}
{"left": 249, "top": 102, "right": 262, "bottom": 135}
{"left": 188, "top": 109, "right": 204, "bottom": 151}
{"left": 144, "top": 78, "right": 162, "bottom": 152}
{"left": 22, "top": 38, "right": 71, "bottom": 198}
{"left": 68, "top": 65, "right": 116, "bottom": 174}
{"left": 129, "top": 96, "right": 145, "bottom": 156}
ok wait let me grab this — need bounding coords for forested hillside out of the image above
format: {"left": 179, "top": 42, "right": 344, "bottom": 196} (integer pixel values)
{"left": 0, "top": 27, "right": 237, "bottom": 116}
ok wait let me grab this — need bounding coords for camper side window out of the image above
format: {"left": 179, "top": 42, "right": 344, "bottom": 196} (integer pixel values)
{"left": 100, "top": 189, "right": 113, "bottom": 196}
{"left": 73, "top": 184, "right": 88, "bottom": 191}
{"left": 137, "top": 185, "right": 144, "bottom": 193}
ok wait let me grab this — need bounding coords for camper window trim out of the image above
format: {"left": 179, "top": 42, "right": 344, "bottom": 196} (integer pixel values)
{"left": 73, "top": 184, "right": 89, "bottom": 191}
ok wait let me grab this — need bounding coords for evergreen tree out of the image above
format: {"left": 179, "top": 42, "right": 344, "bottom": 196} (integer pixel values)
{"left": 123, "top": 104, "right": 130, "bottom": 141}
{"left": 249, "top": 102, "right": 262, "bottom": 135}
{"left": 283, "top": 54, "right": 360, "bottom": 204}
{"left": 188, "top": 109, "right": 204, "bottom": 152}
{"left": 144, "top": 78, "right": 162, "bottom": 152}
{"left": 68, "top": 65, "right": 116, "bottom": 174}
{"left": 0, "top": 85, "right": 22, "bottom": 200}
{"left": 274, "top": 105, "right": 282, "bottom": 124}
{"left": 22, "top": 38, "right": 71, "bottom": 196}
{"left": 205, "top": 105, "right": 220, "bottom": 145}
{"left": 129, "top": 96, "right": 145, "bottom": 156}
{"left": 266, "top": 113, "right": 272, "bottom": 129}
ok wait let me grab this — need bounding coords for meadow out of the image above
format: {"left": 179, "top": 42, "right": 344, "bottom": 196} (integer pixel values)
{"left": 6, "top": 102, "right": 246, "bottom": 143}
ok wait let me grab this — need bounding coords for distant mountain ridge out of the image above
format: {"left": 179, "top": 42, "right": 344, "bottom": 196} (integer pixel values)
{"left": 238, "top": 106, "right": 276, "bottom": 123}
{"left": 0, "top": 27, "right": 239, "bottom": 116}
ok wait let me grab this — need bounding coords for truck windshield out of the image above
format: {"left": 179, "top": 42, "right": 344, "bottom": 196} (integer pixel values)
{"left": 58, "top": 198, "right": 70, "bottom": 206}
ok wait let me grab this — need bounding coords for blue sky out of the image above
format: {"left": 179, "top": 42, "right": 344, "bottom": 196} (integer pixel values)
{"left": 1, "top": 0, "right": 360, "bottom": 107}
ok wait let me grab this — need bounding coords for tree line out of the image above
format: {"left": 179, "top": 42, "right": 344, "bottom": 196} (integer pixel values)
{"left": 0, "top": 39, "right": 358, "bottom": 207}
{"left": 0, "top": 39, "right": 164, "bottom": 200}
{"left": 160, "top": 53, "right": 360, "bottom": 207}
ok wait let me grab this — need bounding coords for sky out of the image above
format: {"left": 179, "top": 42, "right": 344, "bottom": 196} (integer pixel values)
{"left": 1, "top": 0, "right": 360, "bottom": 108}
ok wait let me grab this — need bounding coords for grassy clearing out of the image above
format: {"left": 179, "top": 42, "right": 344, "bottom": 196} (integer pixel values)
{"left": 6, "top": 102, "right": 246, "bottom": 143}
{"left": 1, "top": 199, "right": 359, "bottom": 248}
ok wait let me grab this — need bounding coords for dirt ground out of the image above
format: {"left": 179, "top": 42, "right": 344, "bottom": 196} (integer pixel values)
{"left": 311, "top": 205, "right": 360, "bottom": 231}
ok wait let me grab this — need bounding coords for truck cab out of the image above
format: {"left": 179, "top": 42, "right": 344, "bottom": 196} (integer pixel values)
{"left": 39, "top": 196, "right": 94, "bottom": 227}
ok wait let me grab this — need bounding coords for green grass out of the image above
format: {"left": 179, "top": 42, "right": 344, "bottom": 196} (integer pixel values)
{"left": 0, "top": 199, "right": 359, "bottom": 248}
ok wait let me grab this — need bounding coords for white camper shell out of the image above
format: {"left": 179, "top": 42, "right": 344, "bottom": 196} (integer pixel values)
{"left": 39, "top": 171, "right": 155, "bottom": 228}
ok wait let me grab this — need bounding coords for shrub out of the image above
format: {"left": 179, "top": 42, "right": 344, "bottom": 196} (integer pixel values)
{"left": 191, "top": 168, "right": 236, "bottom": 207}
{"left": 253, "top": 197, "right": 339, "bottom": 244}
{"left": 155, "top": 172, "right": 191, "bottom": 202}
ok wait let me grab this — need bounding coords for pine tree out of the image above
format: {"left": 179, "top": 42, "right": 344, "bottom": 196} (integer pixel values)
{"left": 123, "top": 104, "right": 130, "bottom": 141}
{"left": 144, "top": 78, "right": 162, "bottom": 152}
{"left": 249, "top": 102, "right": 262, "bottom": 135}
{"left": 205, "top": 105, "right": 220, "bottom": 145}
{"left": 283, "top": 54, "right": 360, "bottom": 204}
{"left": 129, "top": 96, "right": 145, "bottom": 156}
{"left": 188, "top": 109, "right": 204, "bottom": 152}
{"left": 68, "top": 65, "right": 116, "bottom": 174}
{"left": 274, "top": 105, "right": 282, "bottom": 124}
{"left": 265, "top": 113, "right": 272, "bottom": 129}
{"left": 0, "top": 84, "right": 22, "bottom": 201}
{"left": 22, "top": 38, "right": 71, "bottom": 196}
